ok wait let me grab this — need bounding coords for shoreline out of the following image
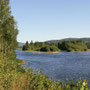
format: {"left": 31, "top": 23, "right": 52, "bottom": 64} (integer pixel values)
{"left": 76, "top": 49, "right": 90, "bottom": 53}
{"left": 22, "top": 61, "right": 26, "bottom": 64}
{"left": 21, "top": 49, "right": 90, "bottom": 53}
{"left": 18, "top": 60, "right": 26, "bottom": 65}
{"left": 22, "top": 49, "right": 90, "bottom": 53}
{"left": 22, "top": 50, "right": 60, "bottom": 53}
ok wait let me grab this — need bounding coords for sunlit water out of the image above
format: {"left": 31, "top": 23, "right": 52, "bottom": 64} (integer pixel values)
{"left": 16, "top": 49, "right": 90, "bottom": 83}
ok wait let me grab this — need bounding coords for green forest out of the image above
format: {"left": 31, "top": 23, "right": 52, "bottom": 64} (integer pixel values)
{"left": 58, "top": 40, "right": 88, "bottom": 52}
{"left": 22, "top": 41, "right": 60, "bottom": 52}
{"left": 0, "top": 0, "right": 89, "bottom": 89}
{"left": 22, "top": 40, "right": 88, "bottom": 52}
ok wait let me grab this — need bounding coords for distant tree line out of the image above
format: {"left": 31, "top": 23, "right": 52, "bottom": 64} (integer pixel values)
{"left": 58, "top": 40, "right": 88, "bottom": 52}
{"left": 22, "top": 40, "right": 88, "bottom": 52}
{"left": 22, "top": 41, "right": 60, "bottom": 52}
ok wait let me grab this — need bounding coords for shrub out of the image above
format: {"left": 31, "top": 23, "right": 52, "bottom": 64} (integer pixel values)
{"left": 40, "top": 45, "right": 60, "bottom": 52}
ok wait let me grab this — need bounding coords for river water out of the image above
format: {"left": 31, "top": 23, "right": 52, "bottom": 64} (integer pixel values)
{"left": 16, "top": 49, "right": 90, "bottom": 83}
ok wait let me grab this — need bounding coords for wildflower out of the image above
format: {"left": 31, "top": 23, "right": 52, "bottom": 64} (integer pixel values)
{"left": 82, "top": 80, "right": 87, "bottom": 86}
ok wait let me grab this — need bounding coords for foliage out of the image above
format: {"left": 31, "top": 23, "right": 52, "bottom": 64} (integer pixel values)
{"left": 86, "top": 42, "right": 90, "bottom": 49}
{"left": 58, "top": 40, "right": 88, "bottom": 52}
{"left": 23, "top": 40, "right": 88, "bottom": 52}
{"left": 22, "top": 41, "right": 60, "bottom": 52}
{"left": 22, "top": 41, "right": 29, "bottom": 50}
{"left": 0, "top": 0, "right": 18, "bottom": 55}
{"left": 40, "top": 45, "right": 60, "bottom": 52}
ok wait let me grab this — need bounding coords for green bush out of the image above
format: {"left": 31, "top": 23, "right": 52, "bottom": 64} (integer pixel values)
{"left": 40, "top": 45, "right": 60, "bottom": 52}
{"left": 40, "top": 46, "right": 50, "bottom": 52}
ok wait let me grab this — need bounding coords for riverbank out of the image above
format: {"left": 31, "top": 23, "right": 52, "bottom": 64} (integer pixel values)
{"left": 22, "top": 49, "right": 90, "bottom": 53}
{"left": 23, "top": 50, "right": 60, "bottom": 53}
{"left": 18, "top": 60, "right": 26, "bottom": 65}
{"left": 15, "top": 49, "right": 90, "bottom": 89}
{"left": 75, "top": 49, "right": 90, "bottom": 53}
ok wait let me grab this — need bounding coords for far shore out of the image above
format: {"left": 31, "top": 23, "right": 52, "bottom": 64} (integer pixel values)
{"left": 77, "top": 49, "right": 90, "bottom": 53}
{"left": 22, "top": 49, "right": 90, "bottom": 53}
{"left": 22, "top": 50, "right": 60, "bottom": 53}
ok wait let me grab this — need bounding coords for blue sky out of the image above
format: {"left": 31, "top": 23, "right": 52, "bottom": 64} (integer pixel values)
{"left": 10, "top": 0, "right": 90, "bottom": 43}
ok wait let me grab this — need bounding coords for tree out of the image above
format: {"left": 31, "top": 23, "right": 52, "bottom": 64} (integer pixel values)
{"left": 22, "top": 41, "right": 29, "bottom": 51}
{"left": 30, "top": 40, "right": 33, "bottom": 45}
{"left": 58, "top": 40, "right": 88, "bottom": 52}
{"left": 0, "top": 0, "right": 18, "bottom": 56}
{"left": 40, "top": 45, "right": 60, "bottom": 52}
{"left": 26, "top": 41, "right": 29, "bottom": 47}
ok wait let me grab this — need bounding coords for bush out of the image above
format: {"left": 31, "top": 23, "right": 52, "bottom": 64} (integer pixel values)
{"left": 40, "top": 46, "right": 50, "bottom": 52}
{"left": 50, "top": 46, "right": 60, "bottom": 52}
{"left": 40, "top": 45, "right": 60, "bottom": 52}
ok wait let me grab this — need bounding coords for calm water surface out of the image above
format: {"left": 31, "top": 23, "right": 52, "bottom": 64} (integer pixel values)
{"left": 16, "top": 49, "right": 90, "bottom": 83}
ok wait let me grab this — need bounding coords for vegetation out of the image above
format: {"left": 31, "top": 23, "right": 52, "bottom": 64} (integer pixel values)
{"left": 40, "top": 45, "right": 60, "bottom": 52}
{"left": 86, "top": 42, "right": 90, "bottom": 49}
{"left": 58, "top": 40, "right": 88, "bottom": 52}
{"left": 22, "top": 41, "right": 60, "bottom": 52}
{"left": 0, "top": 0, "right": 89, "bottom": 89}
{"left": 0, "top": 0, "right": 18, "bottom": 55}
{"left": 45, "top": 38, "right": 90, "bottom": 44}
{"left": 23, "top": 40, "right": 88, "bottom": 52}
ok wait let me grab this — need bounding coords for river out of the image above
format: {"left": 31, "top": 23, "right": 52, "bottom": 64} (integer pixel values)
{"left": 16, "top": 49, "right": 90, "bottom": 83}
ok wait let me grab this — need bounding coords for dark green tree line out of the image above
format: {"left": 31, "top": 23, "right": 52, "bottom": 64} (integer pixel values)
{"left": 22, "top": 41, "right": 60, "bottom": 52}
{"left": 58, "top": 40, "right": 88, "bottom": 52}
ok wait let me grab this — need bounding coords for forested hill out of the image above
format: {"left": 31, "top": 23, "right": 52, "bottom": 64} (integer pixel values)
{"left": 45, "top": 38, "right": 90, "bottom": 44}
{"left": 18, "top": 38, "right": 90, "bottom": 46}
